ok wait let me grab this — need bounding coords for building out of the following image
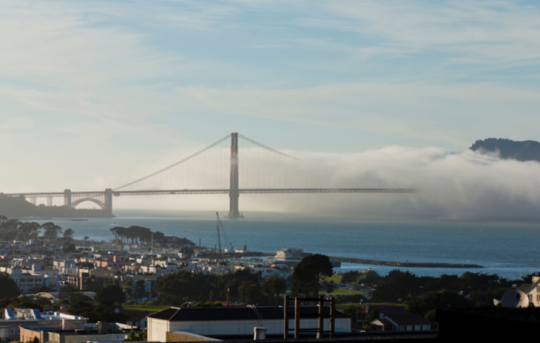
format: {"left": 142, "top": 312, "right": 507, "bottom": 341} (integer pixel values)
{"left": 519, "top": 276, "right": 540, "bottom": 306}
{"left": 0, "top": 308, "right": 88, "bottom": 342}
{"left": 147, "top": 306, "right": 351, "bottom": 341}
{"left": 366, "top": 306, "right": 431, "bottom": 332}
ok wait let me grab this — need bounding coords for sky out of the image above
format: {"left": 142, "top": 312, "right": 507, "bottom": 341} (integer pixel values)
{"left": 1, "top": 0, "right": 540, "bottom": 217}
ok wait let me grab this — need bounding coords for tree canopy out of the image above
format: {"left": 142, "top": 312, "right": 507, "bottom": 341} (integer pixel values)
{"left": 292, "top": 254, "right": 333, "bottom": 296}
{"left": 0, "top": 274, "right": 21, "bottom": 299}
{"left": 407, "top": 290, "right": 471, "bottom": 316}
{"left": 96, "top": 284, "right": 126, "bottom": 304}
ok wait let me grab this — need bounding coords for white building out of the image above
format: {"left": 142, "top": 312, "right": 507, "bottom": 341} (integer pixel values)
{"left": 148, "top": 306, "right": 351, "bottom": 341}
{"left": 0, "top": 308, "right": 88, "bottom": 341}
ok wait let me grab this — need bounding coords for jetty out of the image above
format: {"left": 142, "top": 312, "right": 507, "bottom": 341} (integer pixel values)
{"left": 330, "top": 256, "right": 483, "bottom": 269}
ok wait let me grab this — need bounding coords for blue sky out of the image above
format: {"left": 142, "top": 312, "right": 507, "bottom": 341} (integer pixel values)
{"left": 1, "top": 0, "right": 540, "bottom": 215}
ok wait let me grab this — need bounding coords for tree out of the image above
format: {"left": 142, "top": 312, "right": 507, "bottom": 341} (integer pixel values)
{"left": 96, "top": 284, "right": 126, "bottom": 304}
{"left": 0, "top": 219, "right": 20, "bottom": 241}
{"left": 362, "top": 270, "right": 383, "bottom": 286}
{"left": 261, "top": 275, "right": 287, "bottom": 305}
{"left": 123, "top": 279, "right": 133, "bottom": 297}
{"left": 371, "top": 270, "right": 427, "bottom": 303}
{"left": 239, "top": 281, "right": 261, "bottom": 304}
{"left": 134, "top": 280, "right": 147, "bottom": 298}
{"left": 180, "top": 246, "right": 194, "bottom": 256}
{"left": 42, "top": 222, "right": 62, "bottom": 244}
{"left": 0, "top": 274, "right": 21, "bottom": 299}
{"left": 292, "top": 254, "right": 333, "bottom": 296}
{"left": 59, "top": 284, "right": 80, "bottom": 301}
{"left": 341, "top": 271, "right": 361, "bottom": 284}
{"left": 407, "top": 290, "right": 470, "bottom": 316}
{"left": 157, "top": 271, "right": 217, "bottom": 305}
{"left": 62, "top": 244, "right": 76, "bottom": 252}
{"left": 19, "top": 222, "right": 41, "bottom": 241}
{"left": 521, "top": 272, "right": 540, "bottom": 284}
{"left": 63, "top": 228, "right": 75, "bottom": 243}
{"left": 324, "top": 282, "right": 335, "bottom": 294}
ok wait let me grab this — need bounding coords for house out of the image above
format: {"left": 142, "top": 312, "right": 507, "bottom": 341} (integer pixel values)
{"left": 518, "top": 276, "right": 540, "bottom": 306}
{"left": 370, "top": 313, "right": 431, "bottom": 332}
{"left": 147, "top": 306, "right": 351, "bottom": 341}
{"left": 366, "top": 306, "right": 431, "bottom": 332}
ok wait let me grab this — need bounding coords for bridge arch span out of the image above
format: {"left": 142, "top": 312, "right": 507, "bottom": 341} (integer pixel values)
{"left": 71, "top": 198, "right": 106, "bottom": 210}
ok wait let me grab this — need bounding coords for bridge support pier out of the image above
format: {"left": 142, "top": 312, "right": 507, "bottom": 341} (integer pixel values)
{"left": 104, "top": 188, "right": 113, "bottom": 216}
{"left": 228, "top": 132, "right": 241, "bottom": 218}
{"left": 229, "top": 191, "right": 240, "bottom": 218}
{"left": 64, "top": 189, "right": 72, "bottom": 207}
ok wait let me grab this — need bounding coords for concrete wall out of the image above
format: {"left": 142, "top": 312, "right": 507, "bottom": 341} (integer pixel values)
{"left": 20, "top": 327, "right": 44, "bottom": 343}
{"left": 148, "top": 318, "right": 170, "bottom": 342}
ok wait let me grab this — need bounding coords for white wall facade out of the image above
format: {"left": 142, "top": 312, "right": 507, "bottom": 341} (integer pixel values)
{"left": 149, "top": 317, "right": 350, "bottom": 339}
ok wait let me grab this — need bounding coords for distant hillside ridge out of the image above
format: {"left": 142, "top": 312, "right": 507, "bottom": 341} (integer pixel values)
{"left": 470, "top": 138, "right": 540, "bottom": 162}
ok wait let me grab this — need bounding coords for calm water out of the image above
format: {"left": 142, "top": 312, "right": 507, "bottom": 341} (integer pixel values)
{"left": 29, "top": 210, "right": 540, "bottom": 279}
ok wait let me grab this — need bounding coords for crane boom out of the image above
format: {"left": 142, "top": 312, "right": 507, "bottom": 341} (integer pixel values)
{"left": 216, "top": 212, "right": 223, "bottom": 256}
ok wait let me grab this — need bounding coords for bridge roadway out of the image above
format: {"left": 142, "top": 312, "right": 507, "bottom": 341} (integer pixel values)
{"left": 5, "top": 188, "right": 416, "bottom": 197}
{"left": 5, "top": 187, "right": 416, "bottom": 218}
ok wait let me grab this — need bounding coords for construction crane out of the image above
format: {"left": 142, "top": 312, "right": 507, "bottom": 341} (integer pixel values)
{"left": 216, "top": 212, "right": 233, "bottom": 256}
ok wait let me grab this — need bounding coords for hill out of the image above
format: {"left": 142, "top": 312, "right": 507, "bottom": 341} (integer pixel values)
{"left": 470, "top": 138, "right": 540, "bottom": 162}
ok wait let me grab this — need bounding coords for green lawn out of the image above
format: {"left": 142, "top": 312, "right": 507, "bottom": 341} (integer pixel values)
{"left": 320, "top": 288, "right": 365, "bottom": 296}
{"left": 320, "top": 275, "right": 343, "bottom": 283}
{"left": 123, "top": 304, "right": 170, "bottom": 312}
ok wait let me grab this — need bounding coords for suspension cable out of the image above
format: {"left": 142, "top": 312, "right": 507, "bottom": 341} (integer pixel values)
{"left": 114, "top": 134, "right": 231, "bottom": 190}
{"left": 238, "top": 133, "right": 297, "bottom": 160}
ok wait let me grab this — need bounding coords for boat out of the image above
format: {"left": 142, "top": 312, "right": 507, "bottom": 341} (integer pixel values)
{"left": 275, "top": 248, "right": 308, "bottom": 261}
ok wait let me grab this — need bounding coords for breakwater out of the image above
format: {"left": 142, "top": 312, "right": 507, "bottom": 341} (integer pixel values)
{"left": 331, "top": 256, "right": 483, "bottom": 269}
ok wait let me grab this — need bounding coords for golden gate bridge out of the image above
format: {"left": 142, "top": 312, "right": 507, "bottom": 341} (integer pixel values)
{"left": 5, "top": 133, "right": 416, "bottom": 218}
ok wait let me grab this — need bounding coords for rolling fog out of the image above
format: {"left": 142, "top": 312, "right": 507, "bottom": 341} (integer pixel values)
{"left": 107, "top": 146, "right": 540, "bottom": 221}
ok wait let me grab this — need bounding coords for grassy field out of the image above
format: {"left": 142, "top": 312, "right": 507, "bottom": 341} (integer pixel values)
{"left": 320, "top": 275, "right": 343, "bottom": 283}
{"left": 320, "top": 288, "right": 365, "bottom": 296}
{"left": 123, "top": 304, "right": 170, "bottom": 312}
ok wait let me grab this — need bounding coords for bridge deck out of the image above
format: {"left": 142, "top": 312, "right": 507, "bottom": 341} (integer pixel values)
{"left": 5, "top": 188, "right": 416, "bottom": 197}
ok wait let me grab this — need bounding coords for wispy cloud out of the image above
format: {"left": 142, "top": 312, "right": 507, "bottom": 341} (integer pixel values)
{"left": 303, "top": 1, "right": 540, "bottom": 65}
{"left": 0, "top": 118, "right": 33, "bottom": 133}
{"left": 175, "top": 82, "right": 540, "bottom": 147}
{"left": 1, "top": 0, "right": 540, "bottom": 208}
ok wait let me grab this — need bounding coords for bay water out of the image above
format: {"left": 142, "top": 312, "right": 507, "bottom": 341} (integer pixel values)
{"left": 34, "top": 210, "right": 540, "bottom": 280}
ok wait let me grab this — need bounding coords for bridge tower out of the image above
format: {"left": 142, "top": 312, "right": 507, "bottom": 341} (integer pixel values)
{"left": 228, "top": 132, "right": 240, "bottom": 218}
{"left": 64, "top": 189, "right": 72, "bottom": 207}
{"left": 104, "top": 188, "right": 113, "bottom": 216}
